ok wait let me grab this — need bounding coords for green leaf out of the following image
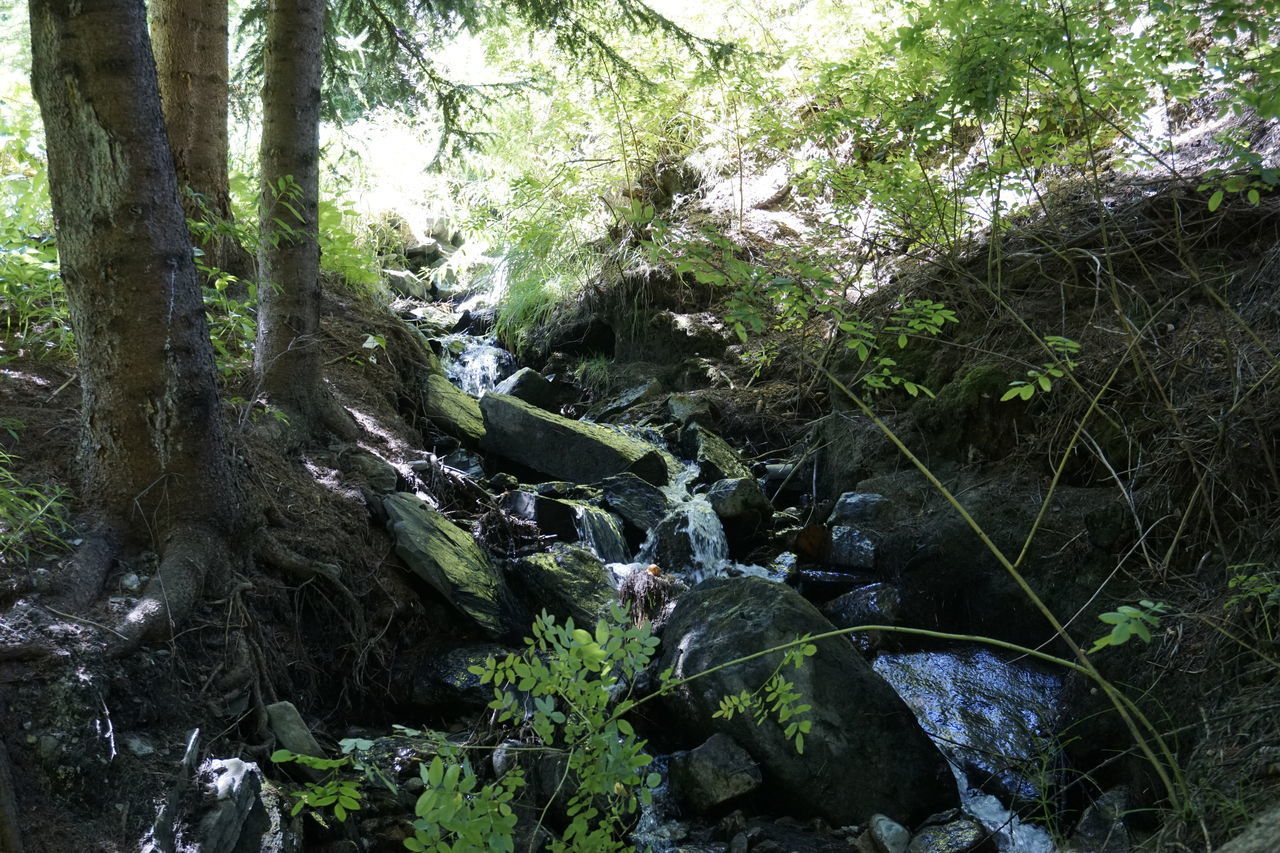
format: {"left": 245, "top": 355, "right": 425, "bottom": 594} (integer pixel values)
{"left": 1208, "top": 189, "right": 1224, "bottom": 211}
{"left": 1248, "top": 188, "right": 1261, "bottom": 206}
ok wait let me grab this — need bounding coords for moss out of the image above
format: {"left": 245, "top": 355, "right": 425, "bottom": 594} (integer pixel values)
{"left": 915, "top": 364, "right": 1021, "bottom": 460}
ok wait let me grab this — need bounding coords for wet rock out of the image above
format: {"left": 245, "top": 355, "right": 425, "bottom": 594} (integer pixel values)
{"left": 667, "top": 393, "right": 715, "bottom": 426}
{"left": 669, "top": 733, "right": 762, "bottom": 813}
{"left": 600, "top": 472, "right": 671, "bottom": 543}
{"left": 494, "top": 367, "right": 577, "bottom": 412}
{"left": 679, "top": 424, "right": 752, "bottom": 486}
{"left": 411, "top": 643, "right": 511, "bottom": 711}
{"left": 481, "top": 393, "right": 669, "bottom": 486}
{"left": 1071, "top": 788, "right": 1131, "bottom": 853}
{"left": 265, "top": 701, "right": 324, "bottom": 759}
{"left": 452, "top": 307, "right": 497, "bottom": 336}
{"left": 386, "top": 268, "right": 434, "bottom": 300}
{"left": 572, "top": 503, "right": 630, "bottom": 563}
{"left": 642, "top": 501, "right": 728, "bottom": 581}
{"left": 423, "top": 373, "right": 486, "bottom": 444}
{"left": 509, "top": 544, "right": 618, "bottom": 628}
{"left": 827, "top": 526, "right": 875, "bottom": 571}
{"left": 384, "top": 493, "right": 515, "bottom": 637}
{"left": 906, "top": 815, "right": 987, "bottom": 852}
{"left": 869, "top": 813, "right": 911, "bottom": 853}
{"left": 657, "top": 576, "right": 957, "bottom": 827}
{"left": 827, "top": 492, "right": 892, "bottom": 527}
{"left": 872, "top": 647, "right": 1064, "bottom": 807}
{"left": 440, "top": 448, "right": 485, "bottom": 479}
{"left": 822, "top": 583, "right": 903, "bottom": 651}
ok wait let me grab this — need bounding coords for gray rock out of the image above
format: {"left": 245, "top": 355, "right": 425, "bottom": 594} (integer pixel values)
{"left": 828, "top": 526, "right": 876, "bottom": 571}
{"left": 657, "top": 577, "right": 956, "bottom": 827}
{"left": 869, "top": 813, "right": 911, "bottom": 853}
{"left": 1071, "top": 788, "right": 1131, "bottom": 853}
{"left": 669, "top": 733, "right": 762, "bottom": 813}
{"left": 666, "top": 393, "right": 715, "bottom": 426}
{"left": 584, "top": 379, "right": 665, "bottom": 421}
{"left": 827, "top": 493, "right": 892, "bottom": 527}
{"left": 510, "top": 544, "right": 618, "bottom": 628}
{"left": 906, "top": 816, "right": 985, "bottom": 853}
{"left": 124, "top": 734, "right": 156, "bottom": 757}
{"left": 423, "top": 373, "right": 486, "bottom": 444}
{"left": 706, "top": 477, "right": 773, "bottom": 526}
{"left": 386, "top": 268, "right": 433, "bottom": 300}
{"left": 494, "top": 367, "right": 576, "bottom": 412}
{"left": 572, "top": 504, "right": 630, "bottom": 563}
{"left": 679, "top": 424, "right": 752, "bottom": 486}
{"left": 600, "top": 472, "right": 671, "bottom": 536}
{"left": 265, "top": 701, "right": 323, "bottom": 759}
{"left": 822, "top": 583, "right": 902, "bottom": 630}
{"left": 481, "top": 393, "right": 668, "bottom": 486}
{"left": 384, "top": 492, "right": 513, "bottom": 637}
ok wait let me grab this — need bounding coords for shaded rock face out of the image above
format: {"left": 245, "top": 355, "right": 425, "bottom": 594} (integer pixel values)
{"left": 383, "top": 493, "right": 517, "bottom": 637}
{"left": 508, "top": 544, "right": 619, "bottom": 628}
{"left": 480, "top": 393, "right": 669, "bottom": 486}
{"left": 657, "top": 576, "right": 957, "bottom": 827}
{"left": 600, "top": 472, "right": 671, "bottom": 546}
{"left": 410, "top": 642, "right": 511, "bottom": 712}
{"left": 668, "top": 733, "right": 762, "bottom": 814}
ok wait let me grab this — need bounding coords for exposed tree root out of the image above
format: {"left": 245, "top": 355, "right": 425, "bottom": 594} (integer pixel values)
{"left": 51, "top": 529, "right": 118, "bottom": 612}
{"left": 112, "top": 525, "right": 227, "bottom": 652}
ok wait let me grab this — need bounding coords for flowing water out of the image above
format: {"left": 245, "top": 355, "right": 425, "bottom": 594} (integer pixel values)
{"left": 442, "top": 334, "right": 515, "bottom": 396}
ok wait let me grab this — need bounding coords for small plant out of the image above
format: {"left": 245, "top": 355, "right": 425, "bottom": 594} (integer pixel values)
{"left": 0, "top": 437, "right": 71, "bottom": 562}
{"left": 1090, "top": 600, "right": 1168, "bottom": 653}
{"left": 1224, "top": 565, "right": 1279, "bottom": 641}
{"left": 270, "top": 749, "right": 364, "bottom": 825}
{"left": 473, "top": 607, "right": 662, "bottom": 853}
{"left": 404, "top": 753, "right": 523, "bottom": 853}
{"left": 1002, "top": 336, "right": 1081, "bottom": 402}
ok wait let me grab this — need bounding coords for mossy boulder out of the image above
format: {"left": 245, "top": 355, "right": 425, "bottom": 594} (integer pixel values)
{"left": 916, "top": 364, "right": 1022, "bottom": 461}
{"left": 383, "top": 493, "right": 516, "bottom": 637}
{"left": 422, "top": 373, "right": 486, "bottom": 445}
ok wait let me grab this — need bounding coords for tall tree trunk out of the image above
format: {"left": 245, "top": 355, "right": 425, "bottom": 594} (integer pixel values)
{"left": 150, "top": 0, "right": 254, "bottom": 279}
{"left": 255, "top": 0, "right": 353, "bottom": 439}
{"left": 29, "top": 0, "right": 243, "bottom": 643}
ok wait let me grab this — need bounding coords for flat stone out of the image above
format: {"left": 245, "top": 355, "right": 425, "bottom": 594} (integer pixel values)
{"left": 265, "top": 701, "right": 324, "bottom": 759}
{"left": 679, "top": 423, "right": 752, "bottom": 486}
{"left": 481, "top": 393, "right": 668, "bottom": 486}
{"left": 383, "top": 492, "right": 512, "bottom": 637}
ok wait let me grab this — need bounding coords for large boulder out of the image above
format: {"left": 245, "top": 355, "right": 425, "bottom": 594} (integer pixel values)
{"left": 480, "top": 393, "right": 669, "bottom": 486}
{"left": 657, "top": 576, "right": 956, "bottom": 827}
{"left": 384, "top": 493, "right": 514, "bottom": 637}
{"left": 600, "top": 472, "right": 671, "bottom": 544}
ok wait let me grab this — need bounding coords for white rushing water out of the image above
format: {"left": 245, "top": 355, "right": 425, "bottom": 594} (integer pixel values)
{"left": 442, "top": 334, "right": 515, "bottom": 396}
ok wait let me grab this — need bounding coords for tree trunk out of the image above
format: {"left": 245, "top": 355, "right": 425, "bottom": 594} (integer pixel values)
{"left": 255, "top": 0, "right": 353, "bottom": 439}
{"left": 150, "top": 0, "right": 254, "bottom": 279}
{"left": 29, "top": 0, "right": 242, "bottom": 642}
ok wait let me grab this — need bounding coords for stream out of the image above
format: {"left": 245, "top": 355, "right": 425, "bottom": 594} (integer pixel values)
{"left": 430, "top": 330, "right": 1072, "bottom": 852}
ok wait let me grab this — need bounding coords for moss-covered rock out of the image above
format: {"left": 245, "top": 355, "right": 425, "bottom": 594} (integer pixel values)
{"left": 422, "top": 373, "right": 486, "bottom": 444}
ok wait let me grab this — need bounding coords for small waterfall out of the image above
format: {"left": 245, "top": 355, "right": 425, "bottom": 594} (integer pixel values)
{"left": 573, "top": 504, "right": 630, "bottom": 563}
{"left": 639, "top": 498, "right": 730, "bottom": 583}
{"left": 442, "top": 334, "right": 514, "bottom": 396}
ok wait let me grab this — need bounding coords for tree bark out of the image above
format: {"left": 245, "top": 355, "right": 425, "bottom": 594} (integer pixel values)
{"left": 29, "top": 0, "right": 242, "bottom": 641}
{"left": 150, "top": 0, "right": 254, "bottom": 279}
{"left": 255, "top": 0, "right": 353, "bottom": 439}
